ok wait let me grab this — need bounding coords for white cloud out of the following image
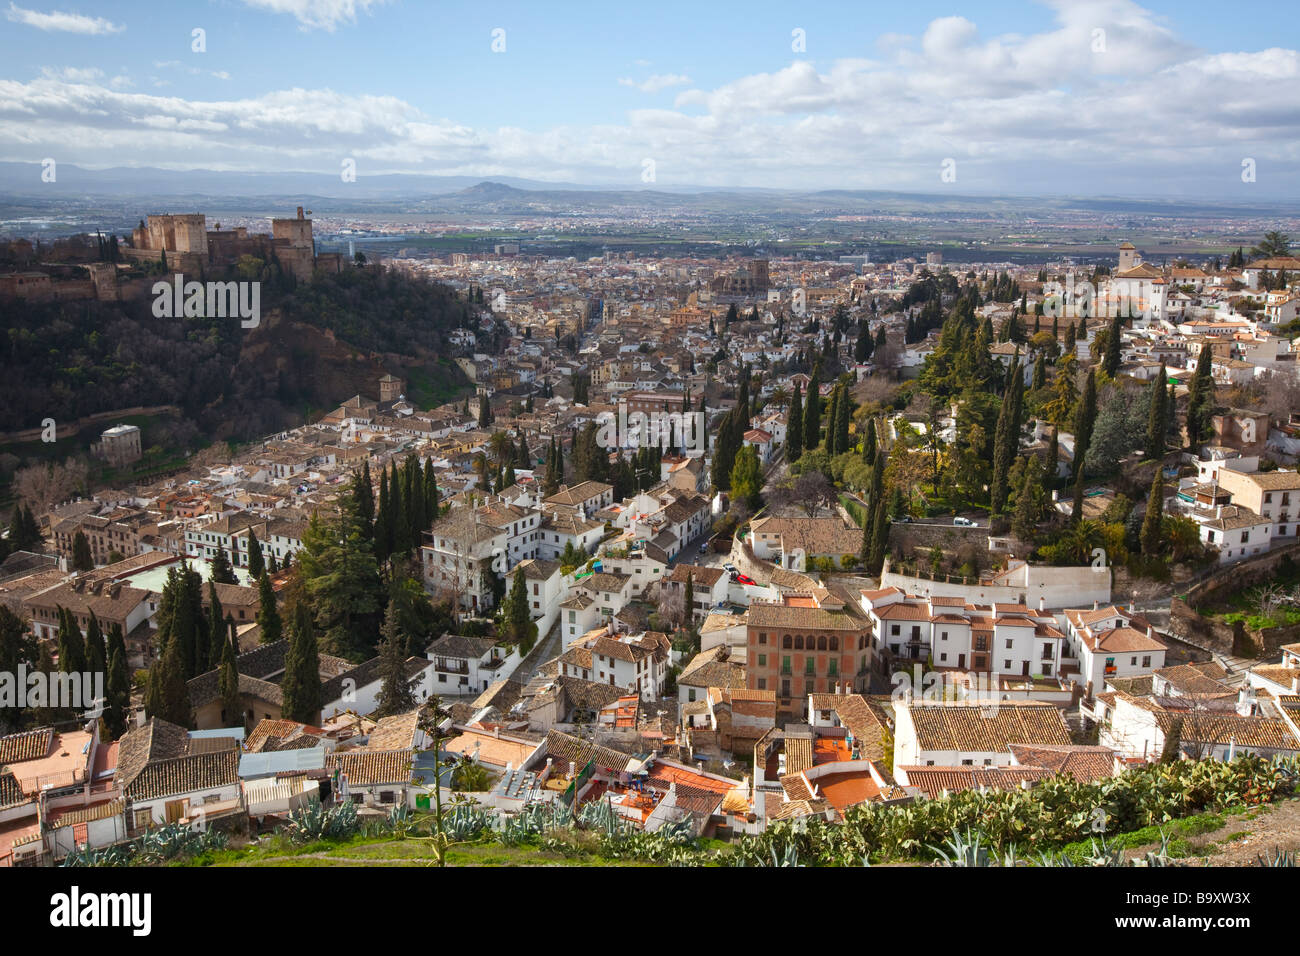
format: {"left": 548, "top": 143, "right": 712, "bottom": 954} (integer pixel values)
{"left": 6, "top": 3, "right": 123, "bottom": 34}
{"left": 1, "top": 0, "right": 1297, "bottom": 195}
{"left": 238, "top": 0, "right": 384, "bottom": 32}
{"left": 618, "top": 73, "right": 691, "bottom": 94}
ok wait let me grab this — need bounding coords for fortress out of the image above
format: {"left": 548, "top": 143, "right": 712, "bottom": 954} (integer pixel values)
{"left": 122, "top": 206, "right": 345, "bottom": 283}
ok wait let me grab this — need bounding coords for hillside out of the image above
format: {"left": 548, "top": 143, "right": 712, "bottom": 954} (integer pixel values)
{"left": 0, "top": 266, "right": 479, "bottom": 441}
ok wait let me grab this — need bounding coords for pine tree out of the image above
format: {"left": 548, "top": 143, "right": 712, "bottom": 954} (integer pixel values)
{"left": 280, "top": 602, "right": 322, "bottom": 722}
{"left": 787, "top": 383, "right": 804, "bottom": 462}
{"left": 1140, "top": 469, "right": 1165, "bottom": 557}
{"left": 72, "top": 530, "right": 94, "bottom": 571}
{"left": 246, "top": 528, "right": 266, "bottom": 579}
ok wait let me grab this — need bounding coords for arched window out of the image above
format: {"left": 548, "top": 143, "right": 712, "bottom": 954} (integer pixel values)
{"left": 794, "top": 635, "right": 804, "bottom": 650}
{"left": 782, "top": 635, "right": 792, "bottom": 649}
{"left": 829, "top": 636, "right": 839, "bottom": 652}
{"left": 817, "top": 636, "right": 827, "bottom": 651}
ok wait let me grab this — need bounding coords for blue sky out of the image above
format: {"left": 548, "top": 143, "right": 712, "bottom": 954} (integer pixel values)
{"left": 2, "top": 0, "right": 1298, "bottom": 196}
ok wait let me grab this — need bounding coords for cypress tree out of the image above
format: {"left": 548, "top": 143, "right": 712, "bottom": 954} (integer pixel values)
{"left": 684, "top": 570, "right": 695, "bottom": 624}
{"left": 246, "top": 528, "right": 266, "bottom": 579}
{"left": 1145, "top": 363, "right": 1167, "bottom": 460}
{"left": 210, "top": 544, "right": 237, "bottom": 585}
{"left": 823, "top": 386, "right": 840, "bottom": 452}
{"left": 218, "top": 635, "right": 242, "bottom": 729}
{"left": 373, "top": 605, "right": 416, "bottom": 717}
{"left": 57, "top": 606, "right": 87, "bottom": 675}
{"left": 1140, "top": 469, "right": 1165, "bottom": 556}
{"left": 254, "top": 572, "right": 280, "bottom": 647}
{"left": 424, "top": 458, "right": 440, "bottom": 521}
{"left": 1072, "top": 369, "right": 1097, "bottom": 484}
{"left": 105, "top": 622, "right": 129, "bottom": 737}
{"left": 376, "top": 466, "right": 393, "bottom": 563}
{"left": 72, "top": 531, "right": 94, "bottom": 571}
{"left": 1102, "top": 311, "right": 1123, "bottom": 379}
{"left": 84, "top": 611, "right": 107, "bottom": 679}
{"left": 280, "top": 602, "right": 322, "bottom": 723}
{"left": 862, "top": 417, "right": 877, "bottom": 463}
{"left": 206, "top": 581, "right": 226, "bottom": 671}
{"left": 149, "top": 638, "right": 193, "bottom": 728}
{"left": 803, "top": 366, "right": 822, "bottom": 449}
{"left": 787, "top": 383, "right": 804, "bottom": 462}
{"left": 834, "top": 385, "right": 851, "bottom": 455}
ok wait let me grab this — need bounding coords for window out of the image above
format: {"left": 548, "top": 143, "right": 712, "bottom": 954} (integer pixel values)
{"left": 891, "top": 624, "right": 900, "bottom": 636}
{"left": 759, "top": 633, "right": 767, "bottom": 644}
{"left": 940, "top": 653, "right": 948, "bottom": 662}
{"left": 1003, "top": 660, "right": 1011, "bottom": 670}
{"left": 941, "top": 631, "right": 948, "bottom": 641}
{"left": 783, "top": 635, "right": 792, "bottom": 649}
{"left": 1142, "top": 655, "right": 1151, "bottom": 667}
{"left": 757, "top": 654, "right": 766, "bottom": 667}
{"left": 757, "top": 678, "right": 767, "bottom": 690}
{"left": 1005, "top": 639, "right": 1013, "bottom": 649}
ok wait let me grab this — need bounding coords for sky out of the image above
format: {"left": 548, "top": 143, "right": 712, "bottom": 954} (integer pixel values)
{"left": 1, "top": 0, "right": 1298, "bottom": 197}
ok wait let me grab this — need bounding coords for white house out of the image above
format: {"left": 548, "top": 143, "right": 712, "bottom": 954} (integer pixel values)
{"left": 892, "top": 700, "right": 1072, "bottom": 768}
{"left": 1063, "top": 605, "right": 1167, "bottom": 698}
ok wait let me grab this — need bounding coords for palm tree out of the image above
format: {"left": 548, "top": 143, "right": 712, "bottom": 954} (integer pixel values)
{"left": 1061, "top": 519, "right": 1105, "bottom": 565}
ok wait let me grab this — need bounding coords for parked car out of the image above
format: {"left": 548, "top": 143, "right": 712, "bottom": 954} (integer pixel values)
{"left": 723, "top": 562, "right": 737, "bottom": 574}
{"left": 896, "top": 515, "right": 913, "bottom": 523}
{"left": 953, "top": 516, "right": 977, "bottom": 527}
{"left": 734, "top": 574, "right": 756, "bottom": 586}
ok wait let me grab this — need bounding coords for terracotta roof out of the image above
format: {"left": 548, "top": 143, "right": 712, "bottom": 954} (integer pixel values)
{"left": 0, "top": 727, "right": 53, "bottom": 764}
{"left": 904, "top": 701, "right": 1072, "bottom": 752}
{"left": 330, "top": 749, "right": 413, "bottom": 787}
{"left": 900, "top": 765, "right": 1054, "bottom": 799}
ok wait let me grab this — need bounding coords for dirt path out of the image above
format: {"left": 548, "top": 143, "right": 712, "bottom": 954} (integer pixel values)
{"left": 1127, "top": 796, "right": 1300, "bottom": 866}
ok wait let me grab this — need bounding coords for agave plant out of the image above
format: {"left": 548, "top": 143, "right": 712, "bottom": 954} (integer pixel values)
{"left": 929, "top": 827, "right": 991, "bottom": 867}
{"left": 442, "top": 801, "right": 492, "bottom": 842}
{"left": 1256, "top": 846, "right": 1297, "bottom": 867}
{"left": 282, "top": 797, "right": 360, "bottom": 845}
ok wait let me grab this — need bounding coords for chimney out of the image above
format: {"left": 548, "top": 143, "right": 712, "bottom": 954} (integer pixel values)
{"left": 1038, "top": 596, "right": 1045, "bottom": 613}
{"left": 296, "top": 206, "right": 304, "bottom": 220}
{"left": 1093, "top": 599, "right": 1099, "bottom": 611}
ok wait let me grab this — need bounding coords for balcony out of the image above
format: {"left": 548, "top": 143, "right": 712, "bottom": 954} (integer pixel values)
{"left": 433, "top": 659, "right": 470, "bottom": 675}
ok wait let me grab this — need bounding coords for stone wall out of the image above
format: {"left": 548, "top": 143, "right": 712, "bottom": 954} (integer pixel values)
{"left": 1167, "top": 541, "right": 1300, "bottom": 656}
